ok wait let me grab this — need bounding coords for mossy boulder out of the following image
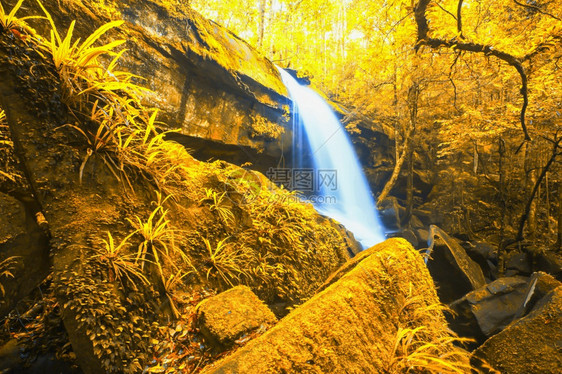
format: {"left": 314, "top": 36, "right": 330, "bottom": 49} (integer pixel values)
{"left": 196, "top": 286, "right": 277, "bottom": 350}
{"left": 202, "top": 238, "right": 471, "bottom": 373}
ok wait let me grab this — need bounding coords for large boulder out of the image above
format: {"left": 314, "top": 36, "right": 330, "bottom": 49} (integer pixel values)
{"left": 202, "top": 238, "right": 471, "bottom": 373}
{"left": 426, "top": 225, "right": 486, "bottom": 303}
{"left": 472, "top": 286, "right": 562, "bottom": 374}
{"left": 512, "top": 271, "right": 561, "bottom": 320}
{"left": 448, "top": 276, "right": 529, "bottom": 345}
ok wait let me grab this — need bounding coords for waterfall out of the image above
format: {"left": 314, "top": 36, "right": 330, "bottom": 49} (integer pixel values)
{"left": 277, "top": 68, "right": 386, "bottom": 249}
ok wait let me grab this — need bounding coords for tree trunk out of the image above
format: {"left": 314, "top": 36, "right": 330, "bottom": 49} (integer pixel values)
{"left": 498, "top": 137, "right": 506, "bottom": 275}
{"left": 378, "top": 83, "right": 419, "bottom": 206}
{"left": 404, "top": 147, "right": 414, "bottom": 226}
{"left": 557, "top": 182, "right": 562, "bottom": 252}
{"left": 516, "top": 137, "right": 561, "bottom": 242}
{"left": 258, "top": 0, "right": 266, "bottom": 49}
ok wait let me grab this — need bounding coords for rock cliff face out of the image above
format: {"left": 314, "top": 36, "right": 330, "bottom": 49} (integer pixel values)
{"left": 8, "top": 0, "right": 291, "bottom": 170}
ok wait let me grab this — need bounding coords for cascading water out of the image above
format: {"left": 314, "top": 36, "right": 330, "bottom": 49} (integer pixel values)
{"left": 277, "top": 68, "right": 386, "bottom": 248}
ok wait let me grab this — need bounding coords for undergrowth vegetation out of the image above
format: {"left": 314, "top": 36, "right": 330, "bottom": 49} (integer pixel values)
{"left": 0, "top": 1, "right": 349, "bottom": 372}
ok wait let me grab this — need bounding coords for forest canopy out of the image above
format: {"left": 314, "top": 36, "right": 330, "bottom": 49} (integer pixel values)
{"left": 193, "top": 0, "right": 562, "bottom": 254}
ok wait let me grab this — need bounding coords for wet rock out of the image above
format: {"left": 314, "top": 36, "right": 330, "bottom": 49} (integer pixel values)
{"left": 472, "top": 286, "right": 562, "bottom": 374}
{"left": 377, "top": 196, "right": 402, "bottom": 232}
{"left": 202, "top": 239, "right": 465, "bottom": 373}
{"left": 512, "top": 271, "right": 561, "bottom": 320}
{"left": 393, "top": 228, "right": 419, "bottom": 248}
{"left": 533, "top": 251, "right": 562, "bottom": 280}
{"left": 505, "top": 252, "right": 532, "bottom": 276}
{"left": 426, "top": 225, "right": 486, "bottom": 303}
{"left": 196, "top": 286, "right": 277, "bottom": 350}
{"left": 448, "top": 277, "right": 529, "bottom": 345}
{"left": 0, "top": 193, "right": 50, "bottom": 318}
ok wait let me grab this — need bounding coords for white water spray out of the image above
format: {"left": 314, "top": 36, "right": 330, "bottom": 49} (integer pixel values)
{"left": 278, "top": 68, "right": 386, "bottom": 248}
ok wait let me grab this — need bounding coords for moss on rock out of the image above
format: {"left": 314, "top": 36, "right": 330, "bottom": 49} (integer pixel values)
{"left": 203, "top": 238, "right": 472, "bottom": 374}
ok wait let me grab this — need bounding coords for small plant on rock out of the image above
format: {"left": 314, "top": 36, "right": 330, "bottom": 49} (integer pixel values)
{"left": 200, "top": 188, "right": 235, "bottom": 226}
{"left": 0, "top": 0, "right": 41, "bottom": 35}
{"left": 0, "top": 256, "right": 19, "bottom": 296}
{"left": 201, "top": 236, "right": 249, "bottom": 287}
{"left": 91, "top": 231, "right": 149, "bottom": 289}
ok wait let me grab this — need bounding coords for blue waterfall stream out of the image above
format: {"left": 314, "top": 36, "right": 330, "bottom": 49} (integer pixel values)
{"left": 277, "top": 68, "right": 386, "bottom": 248}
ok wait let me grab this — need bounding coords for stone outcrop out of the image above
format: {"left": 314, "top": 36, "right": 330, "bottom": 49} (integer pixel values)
{"left": 448, "top": 277, "right": 529, "bottom": 344}
{"left": 426, "top": 225, "right": 486, "bottom": 303}
{"left": 472, "top": 286, "right": 562, "bottom": 374}
{"left": 202, "top": 238, "right": 469, "bottom": 373}
{"left": 10, "top": 0, "right": 290, "bottom": 170}
{"left": 196, "top": 286, "right": 277, "bottom": 350}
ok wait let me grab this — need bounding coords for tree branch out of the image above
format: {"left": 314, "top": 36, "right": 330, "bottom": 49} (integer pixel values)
{"left": 513, "top": 0, "right": 561, "bottom": 21}
{"left": 435, "top": 2, "right": 457, "bottom": 22}
{"left": 516, "top": 135, "right": 562, "bottom": 241}
{"left": 457, "top": 0, "right": 464, "bottom": 37}
{"left": 414, "top": 0, "right": 531, "bottom": 141}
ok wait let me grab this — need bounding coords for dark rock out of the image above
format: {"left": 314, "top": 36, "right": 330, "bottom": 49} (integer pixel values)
{"left": 0, "top": 339, "right": 20, "bottom": 371}
{"left": 0, "top": 193, "right": 50, "bottom": 318}
{"left": 409, "top": 214, "right": 424, "bottom": 229}
{"left": 506, "top": 252, "right": 532, "bottom": 276}
{"left": 473, "top": 242, "right": 498, "bottom": 262}
{"left": 461, "top": 241, "right": 497, "bottom": 281}
{"left": 512, "top": 271, "right": 561, "bottom": 321}
{"left": 196, "top": 286, "right": 277, "bottom": 350}
{"left": 426, "top": 225, "right": 486, "bottom": 303}
{"left": 448, "top": 277, "right": 528, "bottom": 345}
{"left": 393, "top": 228, "right": 419, "bottom": 248}
{"left": 377, "top": 196, "right": 402, "bottom": 232}
{"left": 0, "top": 339, "right": 81, "bottom": 374}
{"left": 413, "top": 208, "right": 444, "bottom": 227}
{"left": 533, "top": 251, "right": 562, "bottom": 280}
{"left": 415, "top": 228, "right": 430, "bottom": 245}
{"left": 472, "top": 286, "right": 562, "bottom": 374}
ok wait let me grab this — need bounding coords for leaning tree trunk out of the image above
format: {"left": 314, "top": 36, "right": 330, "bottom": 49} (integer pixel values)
{"left": 556, "top": 182, "right": 562, "bottom": 252}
